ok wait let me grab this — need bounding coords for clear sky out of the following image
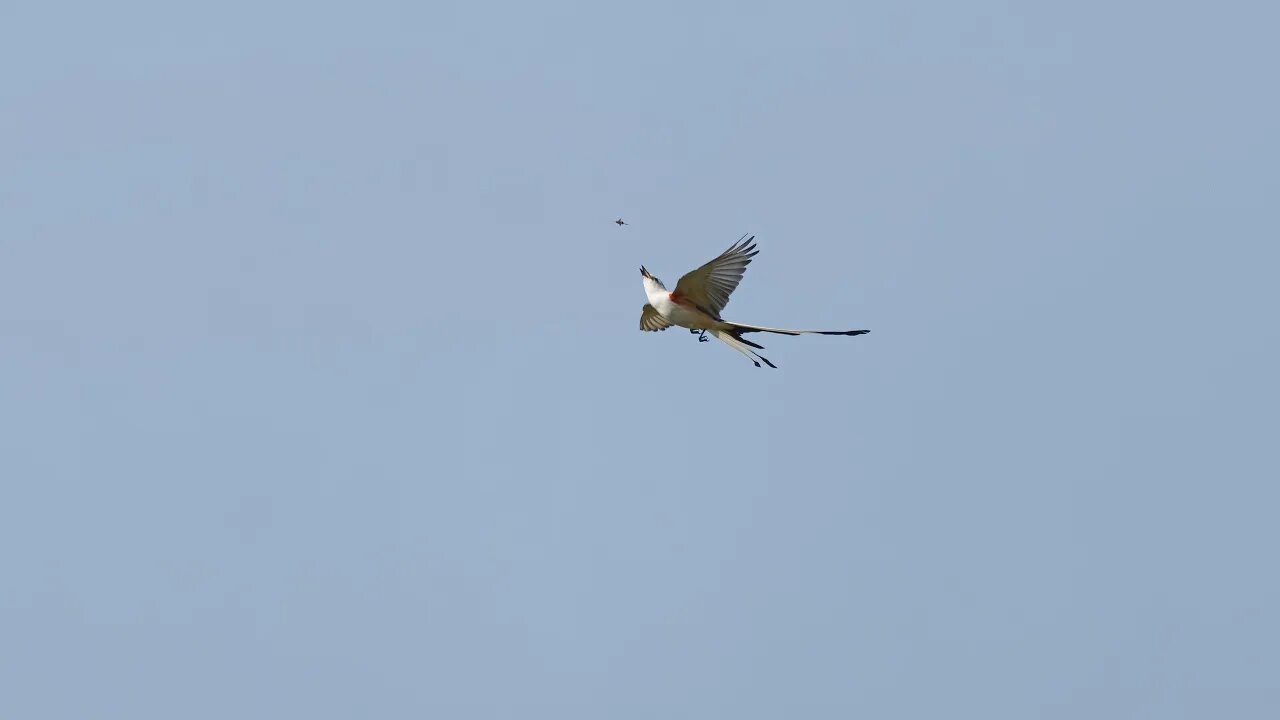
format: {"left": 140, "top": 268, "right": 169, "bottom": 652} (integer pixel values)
{"left": 2, "top": 1, "right": 1278, "bottom": 717}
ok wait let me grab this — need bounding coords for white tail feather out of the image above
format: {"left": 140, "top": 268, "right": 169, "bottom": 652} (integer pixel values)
{"left": 709, "top": 329, "right": 776, "bottom": 369}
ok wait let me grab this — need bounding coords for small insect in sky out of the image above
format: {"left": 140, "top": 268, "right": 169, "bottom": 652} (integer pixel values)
{"left": 615, "top": 218, "right": 627, "bottom": 226}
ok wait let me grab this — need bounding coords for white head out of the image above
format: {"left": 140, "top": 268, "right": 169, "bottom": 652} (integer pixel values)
{"left": 640, "top": 265, "right": 667, "bottom": 295}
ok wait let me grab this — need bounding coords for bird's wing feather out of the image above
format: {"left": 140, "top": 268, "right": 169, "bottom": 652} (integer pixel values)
{"left": 672, "top": 234, "right": 758, "bottom": 318}
{"left": 640, "top": 303, "right": 672, "bottom": 331}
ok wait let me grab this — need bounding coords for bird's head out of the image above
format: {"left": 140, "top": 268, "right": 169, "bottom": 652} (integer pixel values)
{"left": 639, "top": 265, "right": 665, "bottom": 292}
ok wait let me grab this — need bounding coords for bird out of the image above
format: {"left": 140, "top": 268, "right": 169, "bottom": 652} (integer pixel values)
{"left": 639, "top": 234, "right": 869, "bottom": 368}
{"left": 615, "top": 218, "right": 627, "bottom": 226}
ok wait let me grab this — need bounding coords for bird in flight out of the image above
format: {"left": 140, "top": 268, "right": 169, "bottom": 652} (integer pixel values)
{"left": 639, "top": 234, "right": 869, "bottom": 368}
{"left": 615, "top": 218, "right": 627, "bottom": 226}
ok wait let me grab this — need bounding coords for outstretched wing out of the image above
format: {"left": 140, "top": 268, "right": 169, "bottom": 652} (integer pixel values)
{"left": 672, "top": 234, "right": 758, "bottom": 319}
{"left": 640, "top": 303, "right": 672, "bottom": 331}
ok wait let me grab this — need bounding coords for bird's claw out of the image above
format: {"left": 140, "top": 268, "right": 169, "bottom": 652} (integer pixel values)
{"left": 697, "top": 331, "right": 709, "bottom": 342}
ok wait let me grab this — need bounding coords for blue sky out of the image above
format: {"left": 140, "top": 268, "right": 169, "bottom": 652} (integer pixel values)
{"left": 2, "top": 1, "right": 1278, "bottom": 717}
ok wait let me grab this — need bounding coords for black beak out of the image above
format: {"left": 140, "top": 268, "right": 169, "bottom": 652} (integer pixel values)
{"left": 640, "top": 265, "right": 650, "bottom": 278}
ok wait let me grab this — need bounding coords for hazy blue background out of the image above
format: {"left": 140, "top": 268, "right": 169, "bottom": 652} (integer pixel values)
{"left": 3, "top": 1, "right": 1277, "bottom": 717}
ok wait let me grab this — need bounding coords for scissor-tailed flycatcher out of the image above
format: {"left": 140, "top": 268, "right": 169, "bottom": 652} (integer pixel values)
{"left": 639, "top": 234, "right": 869, "bottom": 368}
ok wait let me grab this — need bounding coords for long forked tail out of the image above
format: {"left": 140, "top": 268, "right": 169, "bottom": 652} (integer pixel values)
{"left": 710, "top": 323, "right": 869, "bottom": 369}
{"left": 726, "top": 321, "right": 870, "bottom": 337}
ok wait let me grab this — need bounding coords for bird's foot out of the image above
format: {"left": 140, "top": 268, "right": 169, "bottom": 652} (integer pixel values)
{"left": 697, "top": 331, "right": 709, "bottom": 342}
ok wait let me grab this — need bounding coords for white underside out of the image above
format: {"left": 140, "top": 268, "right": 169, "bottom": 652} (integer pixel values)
{"left": 650, "top": 295, "right": 722, "bottom": 331}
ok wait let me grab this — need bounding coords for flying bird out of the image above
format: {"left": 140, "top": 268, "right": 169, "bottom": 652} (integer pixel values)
{"left": 615, "top": 218, "right": 627, "bottom": 226}
{"left": 639, "top": 235, "right": 869, "bottom": 368}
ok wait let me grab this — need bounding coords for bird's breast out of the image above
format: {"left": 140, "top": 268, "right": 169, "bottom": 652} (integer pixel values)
{"left": 658, "top": 299, "right": 717, "bottom": 330}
